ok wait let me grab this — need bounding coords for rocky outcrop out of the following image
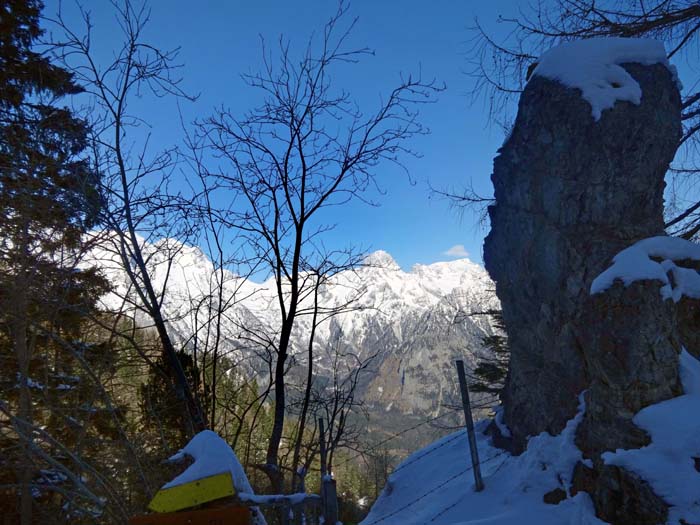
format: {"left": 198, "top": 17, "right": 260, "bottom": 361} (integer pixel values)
{"left": 678, "top": 294, "right": 700, "bottom": 358}
{"left": 483, "top": 51, "right": 682, "bottom": 523}
{"left": 484, "top": 61, "right": 681, "bottom": 450}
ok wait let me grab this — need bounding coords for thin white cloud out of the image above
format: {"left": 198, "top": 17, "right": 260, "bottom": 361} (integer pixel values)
{"left": 443, "top": 244, "right": 469, "bottom": 258}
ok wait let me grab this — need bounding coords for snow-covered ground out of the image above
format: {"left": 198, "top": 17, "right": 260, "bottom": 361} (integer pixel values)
{"left": 362, "top": 351, "right": 700, "bottom": 525}
{"left": 361, "top": 405, "right": 604, "bottom": 525}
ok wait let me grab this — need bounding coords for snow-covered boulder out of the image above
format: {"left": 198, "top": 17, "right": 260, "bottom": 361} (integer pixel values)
{"left": 590, "top": 235, "right": 700, "bottom": 359}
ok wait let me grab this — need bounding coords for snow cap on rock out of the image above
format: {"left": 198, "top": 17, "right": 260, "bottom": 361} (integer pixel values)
{"left": 590, "top": 235, "right": 700, "bottom": 302}
{"left": 532, "top": 38, "right": 679, "bottom": 120}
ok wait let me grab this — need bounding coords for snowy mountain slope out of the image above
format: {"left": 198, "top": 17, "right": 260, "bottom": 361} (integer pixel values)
{"left": 88, "top": 236, "right": 499, "bottom": 419}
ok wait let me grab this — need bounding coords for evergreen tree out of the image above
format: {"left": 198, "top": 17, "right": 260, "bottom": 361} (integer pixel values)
{"left": 139, "top": 350, "right": 203, "bottom": 450}
{"left": 0, "top": 1, "right": 109, "bottom": 522}
{"left": 470, "top": 309, "right": 509, "bottom": 397}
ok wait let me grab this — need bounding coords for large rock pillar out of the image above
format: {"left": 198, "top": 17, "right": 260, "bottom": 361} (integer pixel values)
{"left": 483, "top": 57, "right": 682, "bottom": 453}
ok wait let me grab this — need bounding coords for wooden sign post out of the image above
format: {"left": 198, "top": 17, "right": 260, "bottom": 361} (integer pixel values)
{"left": 318, "top": 418, "right": 339, "bottom": 525}
{"left": 130, "top": 506, "right": 251, "bottom": 525}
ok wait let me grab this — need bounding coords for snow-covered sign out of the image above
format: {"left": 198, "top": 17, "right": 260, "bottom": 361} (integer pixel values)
{"left": 532, "top": 38, "right": 680, "bottom": 121}
{"left": 158, "top": 430, "right": 267, "bottom": 525}
{"left": 164, "top": 430, "right": 256, "bottom": 492}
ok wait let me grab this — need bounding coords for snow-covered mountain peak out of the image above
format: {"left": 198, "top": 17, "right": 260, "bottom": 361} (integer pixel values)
{"left": 363, "top": 249, "right": 401, "bottom": 271}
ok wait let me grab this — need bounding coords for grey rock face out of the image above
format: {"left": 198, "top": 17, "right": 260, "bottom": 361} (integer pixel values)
{"left": 571, "top": 462, "right": 668, "bottom": 525}
{"left": 484, "top": 63, "right": 681, "bottom": 453}
{"left": 677, "top": 293, "right": 700, "bottom": 358}
{"left": 575, "top": 281, "right": 682, "bottom": 457}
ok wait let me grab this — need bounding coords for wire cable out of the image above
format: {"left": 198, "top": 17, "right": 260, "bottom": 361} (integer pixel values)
{"left": 334, "top": 408, "right": 461, "bottom": 469}
{"left": 362, "top": 451, "right": 507, "bottom": 525}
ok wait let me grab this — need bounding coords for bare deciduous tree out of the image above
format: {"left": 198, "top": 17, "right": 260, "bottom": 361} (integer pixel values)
{"left": 50, "top": 0, "right": 207, "bottom": 435}
{"left": 287, "top": 252, "right": 368, "bottom": 491}
{"left": 196, "top": 1, "right": 442, "bottom": 491}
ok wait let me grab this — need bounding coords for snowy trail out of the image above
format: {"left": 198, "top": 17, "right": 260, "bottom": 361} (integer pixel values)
{"left": 363, "top": 351, "right": 700, "bottom": 525}
{"left": 361, "top": 412, "right": 605, "bottom": 525}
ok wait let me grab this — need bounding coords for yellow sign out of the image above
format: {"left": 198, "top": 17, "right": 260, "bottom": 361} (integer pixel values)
{"left": 147, "top": 472, "right": 236, "bottom": 513}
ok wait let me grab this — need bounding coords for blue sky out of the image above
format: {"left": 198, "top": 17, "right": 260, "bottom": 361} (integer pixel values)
{"left": 44, "top": 1, "right": 522, "bottom": 269}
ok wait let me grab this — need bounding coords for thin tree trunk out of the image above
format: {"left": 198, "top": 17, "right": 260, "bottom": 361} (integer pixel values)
{"left": 210, "top": 252, "right": 226, "bottom": 430}
{"left": 266, "top": 226, "right": 303, "bottom": 492}
{"left": 113, "top": 98, "right": 206, "bottom": 436}
{"left": 13, "top": 273, "right": 33, "bottom": 525}
{"left": 266, "top": 324, "right": 290, "bottom": 492}
{"left": 291, "top": 281, "right": 320, "bottom": 491}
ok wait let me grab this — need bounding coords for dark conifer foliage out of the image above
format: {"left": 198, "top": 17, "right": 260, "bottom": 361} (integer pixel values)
{"left": 470, "top": 309, "right": 509, "bottom": 397}
{"left": 0, "top": 1, "right": 118, "bottom": 523}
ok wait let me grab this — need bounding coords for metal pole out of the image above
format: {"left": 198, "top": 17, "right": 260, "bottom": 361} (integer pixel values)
{"left": 456, "top": 359, "right": 485, "bottom": 491}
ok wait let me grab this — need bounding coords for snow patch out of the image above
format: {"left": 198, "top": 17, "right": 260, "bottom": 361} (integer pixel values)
{"left": 165, "top": 430, "right": 254, "bottom": 491}
{"left": 590, "top": 236, "right": 700, "bottom": 301}
{"left": 532, "top": 38, "right": 678, "bottom": 120}
{"left": 15, "top": 373, "right": 45, "bottom": 390}
{"left": 238, "top": 492, "right": 314, "bottom": 505}
{"left": 493, "top": 406, "right": 511, "bottom": 438}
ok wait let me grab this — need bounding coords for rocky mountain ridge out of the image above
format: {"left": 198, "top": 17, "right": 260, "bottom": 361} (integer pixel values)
{"left": 90, "top": 238, "right": 499, "bottom": 418}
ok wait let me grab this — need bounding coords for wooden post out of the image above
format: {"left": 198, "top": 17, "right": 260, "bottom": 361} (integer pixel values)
{"left": 455, "top": 359, "right": 485, "bottom": 492}
{"left": 281, "top": 499, "right": 290, "bottom": 525}
{"left": 318, "top": 418, "right": 338, "bottom": 525}
{"left": 318, "top": 417, "right": 327, "bottom": 477}
{"left": 322, "top": 479, "right": 338, "bottom": 525}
